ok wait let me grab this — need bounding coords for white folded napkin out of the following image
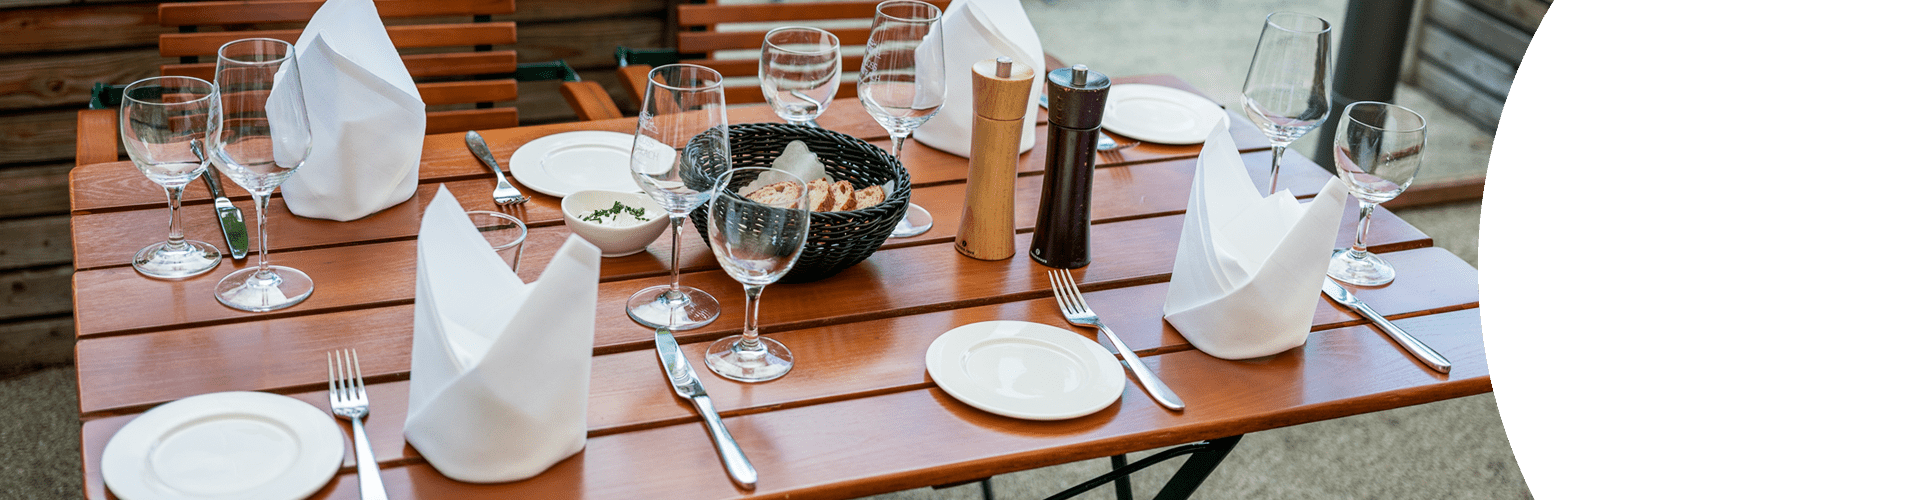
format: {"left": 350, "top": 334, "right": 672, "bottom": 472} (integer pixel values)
{"left": 277, "top": 0, "right": 424, "bottom": 221}
{"left": 405, "top": 186, "right": 601, "bottom": 483}
{"left": 1163, "top": 123, "right": 1349, "bottom": 360}
{"left": 912, "top": 0, "right": 1045, "bottom": 158}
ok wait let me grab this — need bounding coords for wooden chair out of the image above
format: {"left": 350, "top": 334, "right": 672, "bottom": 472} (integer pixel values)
{"left": 75, "top": 0, "right": 622, "bottom": 166}
{"left": 602, "top": 0, "right": 955, "bottom": 109}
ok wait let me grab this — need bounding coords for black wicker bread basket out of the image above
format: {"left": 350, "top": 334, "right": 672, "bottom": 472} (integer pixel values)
{"left": 686, "top": 123, "right": 911, "bottom": 283}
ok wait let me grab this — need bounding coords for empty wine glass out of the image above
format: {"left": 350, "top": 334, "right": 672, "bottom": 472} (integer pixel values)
{"left": 627, "top": 64, "right": 728, "bottom": 331}
{"left": 1327, "top": 101, "right": 1424, "bottom": 286}
{"left": 858, "top": 0, "right": 944, "bottom": 238}
{"left": 760, "top": 26, "right": 841, "bottom": 127}
{"left": 1241, "top": 11, "right": 1332, "bottom": 196}
{"left": 704, "top": 167, "right": 810, "bottom": 383}
{"left": 120, "top": 76, "right": 222, "bottom": 279}
{"left": 209, "top": 38, "right": 315, "bottom": 311}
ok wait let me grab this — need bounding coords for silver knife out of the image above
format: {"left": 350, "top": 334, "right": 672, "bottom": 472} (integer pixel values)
{"left": 654, "top": 328, "right": 758, "bottom": 489}
{"left": 1321, "top": 278, "right": 1451, "bottom": 373}
{"left": 194, "top": 142, "right": 248, "bottom": 258}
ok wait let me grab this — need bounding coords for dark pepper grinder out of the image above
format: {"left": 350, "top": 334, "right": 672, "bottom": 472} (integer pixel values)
{"left": 1030, "top": 64, "right": 1110, "bottom": 269}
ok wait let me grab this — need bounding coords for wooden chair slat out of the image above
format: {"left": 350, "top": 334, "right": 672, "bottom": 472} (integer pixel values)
{"left": 677, "top": 0, "right": 951, "bottom": 26}
{"left": 160, "top": 51, "right": 520, "bottom": 82}
{"left": 681, "top": 54, "right": 863, "bottom": 79}
{"left": 424, "top": 107, "right": 517, "bottom": 135}
{"left": 74, "top": 109, "right": 119, "bottom": 167}
{"left": 158, "top": 23, "right": 517, "bottom": 57}
{"left": 677, "top": 27, "right": 869, "bottom": 54}
{"left": 160, "top": 0, "right": 515, "bottom": 26}
{"left": 559, "top": 81, "right": 623, "bottom": 121}
{"left": 418, "top": 79, "right": 516, "bottom": 106}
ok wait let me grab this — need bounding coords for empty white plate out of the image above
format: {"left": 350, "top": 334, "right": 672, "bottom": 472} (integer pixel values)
{"left": 508, "top": 130, "right": 640, "bottom": 197}
{"left": 103, "top": 391, "right": 344, "bottom": 500}
{"left": 1101, "top": 84, "right": 1229, "bottom": 145}
{"left": 926, "top": 320, "right": 1124, "bottom": 420}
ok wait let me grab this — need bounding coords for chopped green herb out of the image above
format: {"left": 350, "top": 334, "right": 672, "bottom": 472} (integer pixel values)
{"left": 580, "top": 201, "right": 649, "bottom": 225}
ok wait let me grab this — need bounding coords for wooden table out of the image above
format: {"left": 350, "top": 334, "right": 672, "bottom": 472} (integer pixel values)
{"left": 69, "top": 75, "right": 1487, "bottom": 499}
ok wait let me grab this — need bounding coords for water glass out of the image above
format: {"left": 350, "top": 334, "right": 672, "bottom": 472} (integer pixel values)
{"left": 627, "top": 64, "right": 729, "bottom": 331}
{"left": 1241, "top": 12, "right": 1332, "bottom": 196}
{"left": 467, "top": 211, "right": 527, "bottom": 273}
{"left": 760, "top": 26, "right": 841, "bottom": 127}
{"left": 120, "top": 76, "right": 223, "bottom": 279}
{"left": 208, "top": 38, "right": 315, "bottom": 312}
{"left": 1327, "top": 101, "right": 1425, "bottom": 286}
{"left": 704, "top": 167, "right": 811, "bottom": 383}
{"left": 859, "top": 0, "right": 945, "bottom": 238}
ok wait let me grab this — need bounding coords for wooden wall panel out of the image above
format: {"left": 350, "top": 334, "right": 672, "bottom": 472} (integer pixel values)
{"left": 0, "top": 109, "right": 78, "bottom": 165}
{"left": 0, "top": 317, "right": 75, "bottom": 377}
{"left": 0, "top": 163, "right": 73, "bottom": 219}
{"left": 0, "top": 266, "right": 73, "bottom": 322}
{"left": 506, "top": 0, "right": 664, "bottom": 23}
{"left": 0, "top": 3, "right": 164, "bottom": 55}
{"left": 0, "top": 216, "right": 73, "bottom": 270}
{"left": 510, "top": 15, "right": 668, "bottom": 70}
{"left": 0, "top": 49, "right": 161, "bottom": 111}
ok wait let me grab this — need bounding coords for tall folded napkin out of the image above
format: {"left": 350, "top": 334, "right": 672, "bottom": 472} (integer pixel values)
{"left": 1163, "top": 123, "right": 1349, "bottom": 360}
{"left": 277, "top": 0, "right": 424, "bottom": 221}
{"left": 912, "top": 0, "right": 1045, "bottom": 158}
{"left": 405, "top": 186, "right": 601, "bottom": 483}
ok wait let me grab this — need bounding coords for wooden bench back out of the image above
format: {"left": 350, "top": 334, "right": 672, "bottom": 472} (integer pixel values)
{"left": 157, "top": 0, "right": 523, "bottom": 134}
{"left": 663, "top": 0, "right": 952, "bottom": 106}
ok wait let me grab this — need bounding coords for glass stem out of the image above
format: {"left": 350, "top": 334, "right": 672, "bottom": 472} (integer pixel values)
{"left": 253, "top": 190, "right": 273, "bottom": 277}
{"left": 164, "top": 184, "right": 188, "bottom": 249}
{"left": 1268, "top": 143, "right": 1289, "bottom": 196}
{"left": 1351, "top": 201, "right": 1376, "bottom": 256}
{"left": 888, "top": 132, "right": 908, "bottom": 161}
{"left": 738, "top": 284, "right": 765, "bottom": 351}
{"left": 667, "top": 214, "right": 686, "bottom": 292}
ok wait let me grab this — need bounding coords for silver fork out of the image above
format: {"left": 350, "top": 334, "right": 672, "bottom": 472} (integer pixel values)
{"left": 1046, "top": 269, "right": 1185, "bottom": 411}
{"left": 464, "top": 130, "right": 529, "bottom": 206}
{"left": 328, "top": 349, "right": 389, "bottom": 500}
{"left": 1096, "top": 132, "right": 1137, "bottom": 164}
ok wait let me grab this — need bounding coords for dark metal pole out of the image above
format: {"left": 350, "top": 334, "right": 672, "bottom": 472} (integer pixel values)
{"left": 1315, "top": 0, "right": 1419, "bottom": 171}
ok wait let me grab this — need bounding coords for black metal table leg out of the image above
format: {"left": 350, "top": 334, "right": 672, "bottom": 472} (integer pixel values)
{"left": 1111, "top": 455, "right": 1134, "bottom": 500}
{"left": 1039, "top": 435, "right": 1244, "bottom": 500}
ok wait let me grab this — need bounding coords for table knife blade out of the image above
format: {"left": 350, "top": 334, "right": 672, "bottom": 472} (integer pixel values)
{"left": 1321, "top": 278, "right": 1451, "bottom": 373}
{"left": 653, "top": 329, "right": 758, "bottom": 489}
{"left": 201, "top": 166, "right": 248, "bottom": 259}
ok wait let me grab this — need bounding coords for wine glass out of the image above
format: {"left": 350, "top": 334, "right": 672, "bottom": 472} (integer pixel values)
{"left": 627, "top": 64, "right": 728, "bottom": 331}
{"left": 858, "top": 0, "right": 944, "bottom": 238}
{"left": 760, "top": 26, "right": 841, "bottom": 127}
{"left": 704, "top": 167, "right": 810, "bottom": 382}
{"left": 120, "top": 76, "right": 223, "bottom": 279}
{"left": 1327, "top": 101, "right": 1424, "bottom": 286}
{"left": 208, "top": 38, "right": 315, "bottom": 311}
{"left": 1241, "top": 11, "right": 1333, "bottom": 196}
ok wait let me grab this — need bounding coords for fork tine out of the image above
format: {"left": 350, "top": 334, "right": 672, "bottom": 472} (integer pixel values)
{"left": 1064, "top": 271, "right": 1089, "bottom": 313}
{"left": 349, "top": 348, "right": 364, "bottom": 401}
{"left": 326, "top": 350, "right": 337, "bottom": 403}
{"left": 1046, "top": 269, "right": 1070, "bottom": 314}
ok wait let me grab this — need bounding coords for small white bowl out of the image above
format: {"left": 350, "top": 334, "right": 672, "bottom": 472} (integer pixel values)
{"left": 560, "top": 190, "right": 670, "bottom": 257}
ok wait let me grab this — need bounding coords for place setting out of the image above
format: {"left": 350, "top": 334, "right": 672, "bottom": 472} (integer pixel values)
{"left": 81, "top": 0, "right": 1474, "bottom": 496}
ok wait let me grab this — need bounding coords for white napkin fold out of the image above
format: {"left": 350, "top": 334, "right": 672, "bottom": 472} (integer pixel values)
{"left": 405, "top": 186, "right": 601, "bottom": 483}
{"left": 277, "top": 0, "right": 425, "bottom": 221}
{"left": 1163, "top": 123, "right": 1349, "bottom": 360}
{"left": 912, "top": 0, "right": 1045, "bottom": 158}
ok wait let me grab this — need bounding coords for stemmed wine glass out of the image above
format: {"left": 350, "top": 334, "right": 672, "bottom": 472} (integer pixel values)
{"left": 760, "top": 26, "right": 841, "bottom": 127}
{"left": 627, "top": 64, "right": 728, "bottom": 330}
{"left": 209, "top": 38, "right": 315, "bottom": 311}
{"left": 120, "top": 76, "right": 223, "bottom": 279}
{"left": 704, "top": 167, "right": 810, "bottom": 382}
{"left": 858, "top": 0, "right": 944, "bottom": 238}
{"left": 1327, "top": 101, "right": 1424, "bottom": 286}
{"left": 1241, "top": 11, "right": 1333, "bottom": 196}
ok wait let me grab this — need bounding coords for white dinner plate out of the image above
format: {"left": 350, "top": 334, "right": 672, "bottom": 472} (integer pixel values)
{"left": 925, "top": 320, "right": 1125, "bottom": 420}
{"left": 1100, "top": 84, "right": 1230, "bottom": 145}
{"left": 508, "top": 130, "right": 640, "bottom": 197}
{"left": 102, "top": 391, "right": 344, "bottom": 500}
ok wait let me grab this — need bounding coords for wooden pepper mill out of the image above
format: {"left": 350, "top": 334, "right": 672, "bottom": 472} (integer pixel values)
{"left": 955, "top": 57, "right": 1035, "bottom": 260}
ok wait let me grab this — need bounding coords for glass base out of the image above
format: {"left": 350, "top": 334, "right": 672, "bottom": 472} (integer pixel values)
{"left": 132, "top": 240, "right": 222, "bottom": 279}
{"left": 704, "top": 335, "right": 792, "bottom": 383}
{"left": 627, "top": 286, "right": 720, "bottom": 331}
{"left": 1328, "top": 248, "right": 1395, "bottom": 286}
{"left": 889, "top": 203, "right": 932, "bottom": 238}
{"left": 215, "top": 265, "right": 313, "bottom": 312}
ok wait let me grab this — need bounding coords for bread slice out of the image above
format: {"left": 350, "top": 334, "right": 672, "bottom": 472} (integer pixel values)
{"left": 830, "top": 181, "right": 857, "bottom": 211}
{"left": 745, "top": 180, "right": 803, "bottom": 208}
{"left": 852, "top": 185, "right": 886, "bottom": 210}
{"left": 806, "top": 178, "right": 833, "bottom": 211}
